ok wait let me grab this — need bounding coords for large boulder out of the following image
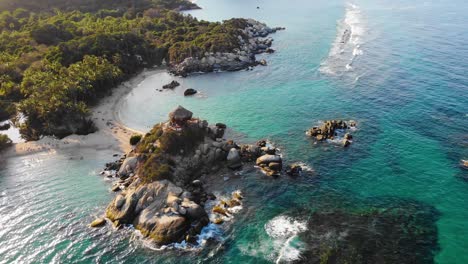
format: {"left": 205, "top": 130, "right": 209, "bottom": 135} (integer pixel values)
{"left": 147, "top": 215, "right": 190, "bottom": 245}
{"left": 227, "top": 148, "right": 242, "bottom": 169}
{"left": 184, "top": 88, "right": 198, "bottom": 96}
{"left": 118, "top": 156, "right": 138, "bottom": 177}
{"left": 181, "top": 199, "right": 207, "bottom": 220}
{"left": 286, "top": 164, "right": 303, "bottom": 177}
{"left": 162, "top": 80, "right": 180, "bottom": 89}
{"left": 256, "top": 154, "right": 282, "bottom": 177}
{"left": 256, "top": 154, "right": 282, "bottom": 166}
{"left": 90, "top": 218, "right": 106, "bottom": 228}
{"left": 169, "top": 105, "right": 193, "bottom": 121}
{"left": 106, "top": 192, "right": 139, "bottom": 224}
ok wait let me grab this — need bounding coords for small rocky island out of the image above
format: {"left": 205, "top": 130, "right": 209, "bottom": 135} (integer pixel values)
{"left": 96, "top": 106, "right": 289, "bottom": 245}
{"left": 307, "top": 120, "right": 356, "bottom": 147}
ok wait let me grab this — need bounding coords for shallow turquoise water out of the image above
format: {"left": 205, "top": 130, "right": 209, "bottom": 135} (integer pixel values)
{"left": 1, "top": 0, "right": 468, "bottom": 263}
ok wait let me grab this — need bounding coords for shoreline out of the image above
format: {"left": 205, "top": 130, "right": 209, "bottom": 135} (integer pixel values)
{"left": 0, "top": 69, "right": 158, "bottom": 159}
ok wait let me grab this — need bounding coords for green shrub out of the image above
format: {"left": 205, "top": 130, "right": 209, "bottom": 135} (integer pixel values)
{"left": 159, "top": 126, "right": 204, "bottom": 155}
{"left": 136, "top": 124, "right": 163, "bottom": 153}
{"left": 0, "top": 134, "right": 12, "bottom": 150}
{"left": 129, "top": 134, "right": 142, "bottom": 145}
{"left": 138, "top": 153, "right": 173, "bottom": 183}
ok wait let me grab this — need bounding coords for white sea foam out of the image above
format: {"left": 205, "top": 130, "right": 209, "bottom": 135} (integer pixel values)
{"left": 196, "top": 223, "right": 224, "bottom": 246}
{"left": 320, "top": 3, "right": 366, "bottom": 76}
{"left": 265, "top": 215, "right": 307, "bottom": 239}
{"left": 295, "top": 162, "right": 314, "bottom": 173}
{"left": 265, "top": 215, "right": 308, "bottom": 263}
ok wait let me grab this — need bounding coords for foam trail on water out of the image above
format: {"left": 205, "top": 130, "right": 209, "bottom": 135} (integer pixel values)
{"left": 320, "top": 3, "right": 366, "bottom": 76}
{"left": 264, "top": 215, "right": 308, "bottom": 263}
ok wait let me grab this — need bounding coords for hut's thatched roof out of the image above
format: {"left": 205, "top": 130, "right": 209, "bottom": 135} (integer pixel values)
{"left": 169, "top": 105, "right": 193, "bottom": 121}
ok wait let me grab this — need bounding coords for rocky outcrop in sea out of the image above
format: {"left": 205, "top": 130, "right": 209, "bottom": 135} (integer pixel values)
{"left": 306, "top": 120, "right": 356, "bottom": 147}
{"left": 169, "top": 19, "right": 285, "bottom": 76}
{"left": 95, "top": 106, "right": 293, "bottom": 246}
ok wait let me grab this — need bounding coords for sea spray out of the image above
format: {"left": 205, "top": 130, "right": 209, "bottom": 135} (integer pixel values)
{"left": 264, "top": 215, "right": 308, "bottom": 263}
{"left": 320, "top": 3, "right": 366, "bottom": 76}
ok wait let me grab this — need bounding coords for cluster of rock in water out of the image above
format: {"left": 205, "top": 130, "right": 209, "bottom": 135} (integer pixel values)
{"left": 92, "top": 106, "right": 441, "bottom": 262}
{"left": 169, "top": 19, "right": 285, "bottom": 76}
{"left": 306, "top": 119, "right": 357, "bottom": 147}
{"left": 158, "top": 80, "right": 199, "bottom": 96}
{"left": 93, "top": 106, "right": 302, "bottom": 246}
{"left": 162, "top": 80, "right": 180, "bottom": 90}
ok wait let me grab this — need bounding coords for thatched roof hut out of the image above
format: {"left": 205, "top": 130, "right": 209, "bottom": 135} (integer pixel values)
{"left": 169, "top": 105, "right": 193, "bottom": 122}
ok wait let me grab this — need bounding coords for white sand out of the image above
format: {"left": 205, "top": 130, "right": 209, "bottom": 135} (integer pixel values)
{"left": 0, "top": 70, "right": 157, "bottom": 159}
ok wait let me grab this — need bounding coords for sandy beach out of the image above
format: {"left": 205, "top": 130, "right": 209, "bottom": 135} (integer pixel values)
{"left": 0, "top": 70, "right": 158, "bottom": 159}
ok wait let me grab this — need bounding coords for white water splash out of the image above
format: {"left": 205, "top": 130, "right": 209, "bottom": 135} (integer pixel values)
{"left": 265, "top": 215, "right": 308, "bottom": 263}
{"left": 320, "top": 3, "right": 366, "bottom": 76}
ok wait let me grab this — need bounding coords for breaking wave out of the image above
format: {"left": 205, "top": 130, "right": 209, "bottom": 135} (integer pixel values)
{"left": 320, "top": 3, "right": 366, "bottom": 76}
{"left": 265, "top": 215, "right": 308, "bottom": 263}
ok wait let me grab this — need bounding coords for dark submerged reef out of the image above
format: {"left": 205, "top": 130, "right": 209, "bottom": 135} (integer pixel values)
{"left": 290, "top": 198, "right": 439, "bottom": 264}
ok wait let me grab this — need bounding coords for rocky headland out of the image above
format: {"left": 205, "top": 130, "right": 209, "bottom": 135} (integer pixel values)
{"left": 169, "top": 19, "right": 285, "bottom": 77}
{"left": 96, "top": 106, "right": 292, "bottom": 246}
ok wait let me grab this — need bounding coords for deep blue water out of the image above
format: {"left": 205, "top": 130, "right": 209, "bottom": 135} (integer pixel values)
{"left": 1, "top": 0, "right": 468, "bottom": 263}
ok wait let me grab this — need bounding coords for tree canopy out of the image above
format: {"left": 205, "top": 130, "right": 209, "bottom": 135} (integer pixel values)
{"left": 0, "top": 1, "right": 248, "bottom": 140}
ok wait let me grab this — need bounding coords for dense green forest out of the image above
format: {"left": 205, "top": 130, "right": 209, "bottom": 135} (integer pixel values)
{"left": 0, "top": 0, "right": 249, "bottom": 140}
{"left": 0, "top": 0, "right": 199, "bottom": 13}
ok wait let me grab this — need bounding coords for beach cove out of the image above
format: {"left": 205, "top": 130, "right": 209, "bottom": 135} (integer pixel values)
{"left": 1, "top": 0, "right": 468, "bottom": 263}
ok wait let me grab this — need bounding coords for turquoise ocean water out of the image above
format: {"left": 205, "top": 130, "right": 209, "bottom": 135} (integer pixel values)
{"left": 1, "top": 0, "right": 468, "bottom": 263}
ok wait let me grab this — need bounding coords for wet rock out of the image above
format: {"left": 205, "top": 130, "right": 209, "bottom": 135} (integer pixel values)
{"left": 226, "top": 199, "right": 241, "bottom": 207}
{"left": 215, "top": 123, "right": 227, "bottom": 129}
{"left": 344, "top": 133, "right": 353, "bottom": 140}
{"left": 257, "top": 154, "right": 282, "bottom": 176}
{"left": 461, "top": 160, "right": 468, "bottom": 169}
{"left": 213, "top": 218, "right": 224, "bottom": 225}
{"left": 90, "top": 218, "right": 106, "bottom": 227}
{"left": 111, "top": 184, "right": 121, "bottom": 192}
{"left": 233, "top": 191, "right": 243, "bottom": 200}
{"left": 162, "top": 80, "right": 180, "bottom": 89}
{"left": 268, "top": 162, "right": 282, "bottom": 171}
{"left": 106, "top": 192, "right": 139, "bottom": 224}
{"left": 115, "top": 195, "right": 125, "bottom": 208}
{"left": 307, "top": 120, "right": 355, "bottom": 143}
{"left": 227, "top": 148, "right": 242, "bottom": 170}
{"left": 212, "top": 205, "right": 229, "bottom": 217}
{"left": 256, "top": 140, "right": 267, "bottom": 147}
{"left": 286, "top": 164, "right": 303, "bottom": 177}
{"left": 118, "top": 157, "right": 138, "bottom": 177}
{"left": 147, "top": 215, "right": 190, "bottom": 245}
{"left": 256, "top": 154, "right": 282, "bottom": 166}
{"left": 343, "top": 139, "right": 351, "bottom": 147}
{"left": 181, "top": 200, "right": 207, "bottom": 220}
{"left": 184, "top": 88, "right": 198, "bottom": 96}
{"left": 261, "top": 146, "right": 276, "bottom": 155}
